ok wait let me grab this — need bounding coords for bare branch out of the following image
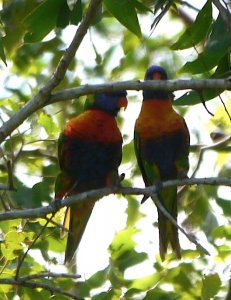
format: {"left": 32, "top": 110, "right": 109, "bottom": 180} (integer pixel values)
{"left": 0, "top": 277, "right": 83, "bottom": 300}
{"left": 0, "top": 0, "right": 102, "bottom": 145}
{"left": 49, "top": 78, "right": 231, "bottom": 104}
{"left": 1, "top": 75, "right": 231, "bottom": 144}
{"left": 0, "top": 177, "right": 230, "bottom": 222}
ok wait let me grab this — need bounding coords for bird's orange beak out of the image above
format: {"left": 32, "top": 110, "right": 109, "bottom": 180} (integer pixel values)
{"left": 152, "top": 72, "right": 162, "bottom": 80}
{"left": 118, "top": 97, "right": 128, "bottom": 110}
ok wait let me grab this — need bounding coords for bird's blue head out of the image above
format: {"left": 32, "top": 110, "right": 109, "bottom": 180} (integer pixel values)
{"left": 93, "top": 91, "right": 128, "bottom": 116}
{"left": 143, "top": 65, "right": 169, "bottom": 100}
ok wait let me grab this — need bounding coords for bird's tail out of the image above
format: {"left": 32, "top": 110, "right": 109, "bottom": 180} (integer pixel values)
{"left": 157, "top": 186, "right": 181, "bottom": 261}
{"left": 64, "top": 200, "right": 95, "bottom": 264}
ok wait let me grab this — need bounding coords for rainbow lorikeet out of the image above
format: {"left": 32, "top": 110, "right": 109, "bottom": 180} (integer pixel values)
{"left": 134, "top": 65, "right": 190, "bottom": 261}
{"left": 55, "top": 91, "right": 128, "bottom": 264}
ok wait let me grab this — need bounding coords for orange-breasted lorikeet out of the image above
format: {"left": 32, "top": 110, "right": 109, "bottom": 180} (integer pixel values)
{"left": 134, "top": 65, "right": 190, "bottom": 261}
{"left": 55, "top": 91, "right": 128, "bottom": 264}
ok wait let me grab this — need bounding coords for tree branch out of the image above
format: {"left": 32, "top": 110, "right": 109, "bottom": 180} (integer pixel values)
{"left": 0, "top": 0, "right": 102, "bottom": 145}
{"left": 0, "top": 177, "right": 230, "bottom": 221}
{"left": 0, "top": 277, "right": 84, "bottom": 300}
{"left": 1, "top": 75, "right": 231, "bottom": 144}
{"left": 49, "top": 78, "right": 231, "bottom": 104}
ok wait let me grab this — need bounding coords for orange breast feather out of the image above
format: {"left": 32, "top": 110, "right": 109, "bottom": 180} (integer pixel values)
{"left": 64, "top": 110, "right": 122, "bottom": 143}
{"left": 136, "top": 100, "right": 185, "bottom": 139}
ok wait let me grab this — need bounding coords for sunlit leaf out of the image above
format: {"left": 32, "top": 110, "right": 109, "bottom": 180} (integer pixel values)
{"left": 38, "top": 112, "right": 59, "bottom": 136}
{"left": 201, "top": 274, "right": 221, "bottom": 300}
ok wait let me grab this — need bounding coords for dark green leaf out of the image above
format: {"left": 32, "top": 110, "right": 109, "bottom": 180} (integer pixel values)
{"left": 174, "top": 53, "right": 230, "bottom": 105}
{"left": 70, "top": 0, "right": 82, "bottom": 25}
{"left": 103, "top": 0, "right": 141, "bottom": 38}
{"left": 0, "top": 37, "right": 7, "bottom": 66}
{"left": 180, "top": 14, "right": 231, "bottom": 74}
{"left": 216, "top": 197, "right": 231, "bottom": 216}
{"left": 23, "top": 0, "right": 64, "bottom": 42}
{"left": 57, "top": 1, "right": 70, "bottom": 28}
{"left": 171, "top": 1, "right": 212, "bottom": 50}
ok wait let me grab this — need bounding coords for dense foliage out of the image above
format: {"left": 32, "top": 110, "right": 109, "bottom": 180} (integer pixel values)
{"left": 0, "top": 0, "right": 230, "bottom": 299}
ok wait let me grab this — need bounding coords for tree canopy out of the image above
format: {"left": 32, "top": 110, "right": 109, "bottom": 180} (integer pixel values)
{"left": 0, "top": 0, "right": 231, "bottom": 299}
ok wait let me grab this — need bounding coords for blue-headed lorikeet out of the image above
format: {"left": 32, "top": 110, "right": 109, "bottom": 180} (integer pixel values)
{"left": 134, "top": 65, "right": 190, "bottom": 261}
{"left": 55, "top": 91, "right": 128, "bottom": 264}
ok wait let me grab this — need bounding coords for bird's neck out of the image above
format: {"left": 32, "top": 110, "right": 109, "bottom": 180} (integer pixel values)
{"left": 143, "top": 90, "right": 169, "bottom": 100}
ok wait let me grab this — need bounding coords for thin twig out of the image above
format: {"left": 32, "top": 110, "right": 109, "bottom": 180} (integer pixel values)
{"left": 151, "top": 191, "right": 210, "bottom": 256}
{"left": 218, "top": 94, "right": 231, "bottom": 120}
{"left": 15, "top": 214, "right": 54, "bottom": 279}
{"left": 19, "top": 271, "right": 81, "bottom": 281}
{"left": 191, "top": 134, "right": 231, "bottom": 178}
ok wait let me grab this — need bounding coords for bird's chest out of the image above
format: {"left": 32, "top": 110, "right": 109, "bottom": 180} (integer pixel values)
{"left": 136, "top": 111, "right": 182, "bottom": 140}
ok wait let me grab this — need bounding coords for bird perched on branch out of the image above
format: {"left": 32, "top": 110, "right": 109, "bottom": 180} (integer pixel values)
{"left": 55, "top": 91, "right": 127, "bottom": 264}
{"left": 134, "top": 65, "right": 190, "bottom": 261}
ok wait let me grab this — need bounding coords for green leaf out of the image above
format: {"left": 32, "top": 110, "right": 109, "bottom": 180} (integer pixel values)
{"left": 32, "top": 181, "right": 52, "bottom": 207}
{"left": 180, "top": 14, "right": 231, "bottom": 74}
{"left": 129, "top": 273, "right": 161, "bottom": 292}
{"left": 70, "top": 0, "right": 82, "bottom": 25}
{"left": 57, "top": 1, "right": 70, "bottom": 28}
{"left": 103, "top": 0, "right": 141, "bottom": 38}
{"left": 143, "top": 288, "right": 179, "bottom": 300}
{"left": 171, "top": 1, "right": 212, "bottom": 50}
{"left": 109, "top": 227, "right": 147, "bottom": 272}
{"left": 0, "top": 36, "right": 7, "bottom": 66}
{"left": 133, "top": 0, "right": 152, "bottom": 13}
{"left": 216, "top": 197, "right": 231, "bottom": 216}
{"left": 23, "top": 0, "right": 64, "bottom": 42}
{"left": 201, "top": 274, "right": 221, "bottom": 300}
{"left": 38, "top": 112, "right": 58, "bottom": 136}
{"left": 79, "top": 267, "right": 109, "bottom": 297}
{"left": 174, "top": 53, "right": 230, "bottom": 106}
